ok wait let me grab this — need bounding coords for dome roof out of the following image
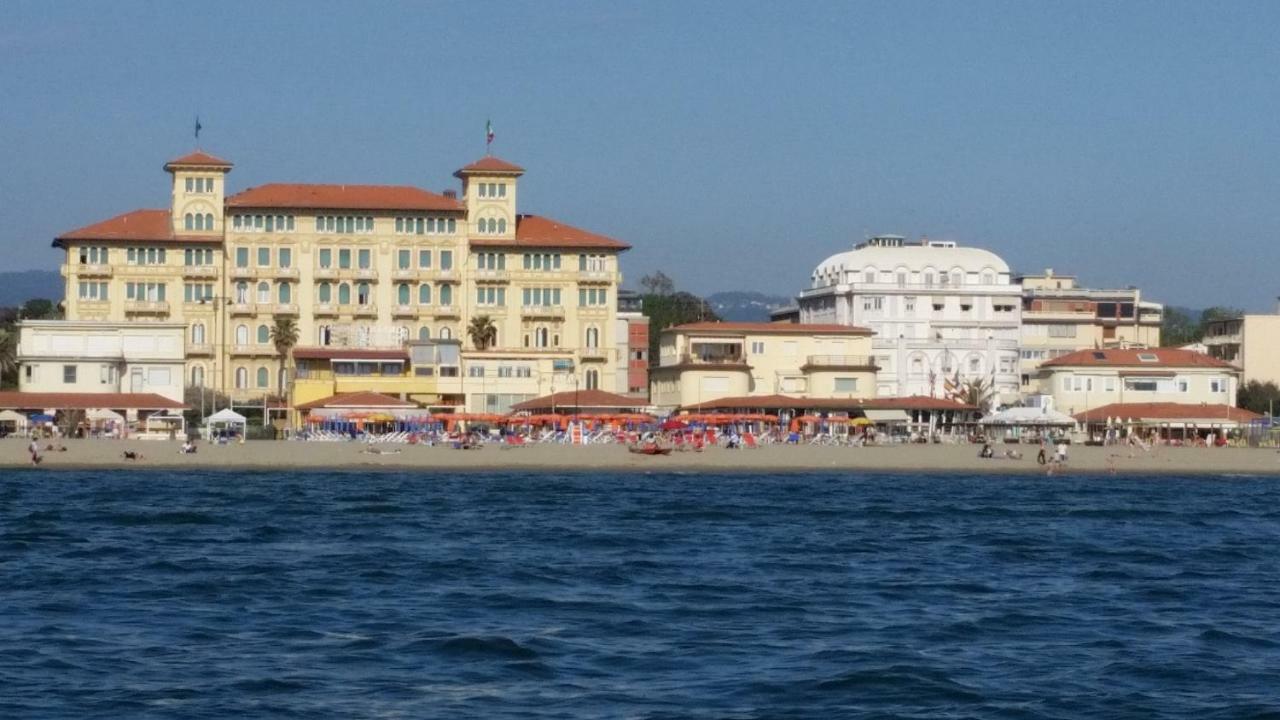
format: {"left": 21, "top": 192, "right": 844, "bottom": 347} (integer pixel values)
{"left": 812, "top": 239, "right": 1011, "bottom": 283}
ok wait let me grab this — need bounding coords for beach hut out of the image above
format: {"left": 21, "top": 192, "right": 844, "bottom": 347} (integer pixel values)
{"left": 204, "top": 408, "right": 247, "bottom": 442}
{"left": 0, "top": 409, "right": 28, "bottom": 436}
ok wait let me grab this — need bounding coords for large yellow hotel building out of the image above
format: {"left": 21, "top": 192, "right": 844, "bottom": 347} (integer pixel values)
{"left": 53, "top": 150, "right": 630, "bottom": 411}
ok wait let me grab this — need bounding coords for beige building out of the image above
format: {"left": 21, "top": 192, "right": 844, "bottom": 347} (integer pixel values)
{"left": 649, "top": 322, "right": 877, "bottom": 412}
{"left": 54, "top": 150, "right": 630, "bottom": 405}
{"left": 16, "top": 320, "right": 186, "bottom": 403}
{"left": 1034, "top": 348, "right": 1238, "bottom": 416}
{"left": 1018, "top": 269, "right": 1163, "bottom": 391}
{"left": 1203, "top": 313, "right": 1280, "bottom": 386}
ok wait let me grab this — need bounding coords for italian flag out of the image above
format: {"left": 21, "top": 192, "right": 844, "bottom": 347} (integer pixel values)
{"left": 486, "top": 119, "right": 495, "bottom": 145}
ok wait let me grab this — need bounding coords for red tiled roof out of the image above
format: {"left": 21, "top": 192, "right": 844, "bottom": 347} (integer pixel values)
{"left": 226, "top": 184, "right": 464, "bottom": 212}
{"left": 1074, "top": 403, "right": 1261, "bottom": 423}
{"left": 679, "top": 394, "right": 975, "bottom": 412}
{"left": 511, "top": 389, "right": 649, "bottom": 412}
{"left": 292, "top": 347, "right": 409, "bottom": 361}
{"left": 667, "top": 322, "right": 874, "bottom": 335}
{"left": 0, "top": 392, "right": 186, "bottom": 410}
{"left": 164, "top": 150, "right": 233, "bottom": 169}
{"left": 296, "top": 391, "right": 419, "bottom": 411}
{"left": 455, "top": 155, "right": 525, "bottom": 176}
{"left": 469, "top": 214, "right": 630, "bottom": 250}
{"left": 53, "top": 209, "right": 210, "bottom": 247}
{"left": 1042, "top": 348, "right": 1235, "bottom": 369}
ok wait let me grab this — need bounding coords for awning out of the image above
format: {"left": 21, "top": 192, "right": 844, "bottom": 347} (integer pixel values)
{"left": 863, "top": 409, "right": 911, "bottom": 423}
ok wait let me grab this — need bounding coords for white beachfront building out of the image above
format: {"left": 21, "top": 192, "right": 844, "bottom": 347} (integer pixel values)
{"left": 796, "top": 235, "right": 1022, "bottom": 403}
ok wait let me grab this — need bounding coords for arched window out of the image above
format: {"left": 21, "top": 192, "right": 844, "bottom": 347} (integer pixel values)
{"left": 205, "top": 213, "right": 214, "bottom": 229}
{"left": 338, "top": 283, "right": 351, "bottom": 304}
{"left": 191, "top": 323, "right": 205, "bottom": 344}
{"left": 257, "top": 325, "right": 269, "bottom": 344}
{"left": 397, "top": 283, "right": 410, "bottom": 305}
{"left": 585, "top": 369, "right": 599, "bottom": 390}
{"left": 535, "top": 327, "right": 549, "bottom": 348}
{"left": 489, "top": 218, "right": 498, "bottom": 233}
{"left": 235, "top": 367, "right": 248, "bottom": 389}
{"left": 397, "top": 326, "right": 409, "bottom": 343}
{"left": 235, "top": 282, "right": 248, "bottom": 303}
{"left": 357, "top": 282, "right": 371, "bottom": 305}
{"left": 235, "top": 324, "right": 249, "bottom": 345}
{"left": 196, "top": 214, "right": 206, "bottom": 231}
{"left": 585, "top": 326, "right": 599, "bottom": 348}
{"left": 256, "top": 282, "right": 270, "bottom": 303}
{"left": 191, "top": 365, "right": 204, "bottom": 387}
{"left": 418, "top": 284, "right": 431, "bottom": 304}
{"left": 498, "top": 218, "right": 506, "bottom": 234}
{"left": 318, "top": 282, "right": 331, "bottom": 303}
{"left": 418, "top": 326, "right": 431, "bottom": 341}
{"left": 278, "top": 282, "right": 291, "bottom": 304}
{"left": 439, "top": 327, "right": 452, "bottom": 339}
{"left": 439, "top": 284, "right": 452, "bottom": 305}
{"left": 256, "top": 367, "right": 269, "bottom": 388}
{"left": 184, "top": 213, "right": 194, "bottom": 230}
{"left": 318, "top": 324, "right": 332, "bottom": 345}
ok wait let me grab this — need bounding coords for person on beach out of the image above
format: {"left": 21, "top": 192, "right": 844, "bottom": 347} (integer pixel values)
{"left": 979, "top": 443, "right": 994, "bottom": 459}
{"left": 28, "top": 438, "right": 42, "bottom": 466}
{"left": 1037, "top": 446, "right": 1047, "bottom": 465}
{"left": 122, "top": 450, "right": 144, "bottom": 460}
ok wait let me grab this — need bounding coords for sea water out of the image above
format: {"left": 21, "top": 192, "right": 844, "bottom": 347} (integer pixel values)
{"left": 1, "top": 470, "right": 1278, "bottom": 719}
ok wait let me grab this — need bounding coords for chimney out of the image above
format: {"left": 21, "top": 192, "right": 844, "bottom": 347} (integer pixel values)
{"left": 443, "top": 189, "right": 457, "bottom": 200}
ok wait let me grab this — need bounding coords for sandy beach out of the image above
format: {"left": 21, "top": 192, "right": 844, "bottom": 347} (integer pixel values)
{"left": 4, "top": 437, "right": 1280, "bottom": 475}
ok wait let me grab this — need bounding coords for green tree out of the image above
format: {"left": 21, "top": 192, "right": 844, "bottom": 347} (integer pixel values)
{"left": 1237, "top": 380, "right": 1280, "bottom": 416}
{"left": 959, "top": 376, "right": 995, "bottom": 410}
{"left": 20, "top": 298, "right": 59, "bottom": 320}
{"left": 641, "top": 289, "right": 720, "bottom": 366}
{"left": 1160, "top": 307, "right": 1200, "bottom": 345}
{"left": 639, "top": 271, "right": 675, "bottom": 296}
{"left": 0, "top": 327, "right": 16, "bottom": 389}
{"left": 467, "top": 315, "right": 498, "bottom": 350}
{"left": 269, "top": 315, "right": 300, "bottom": 396}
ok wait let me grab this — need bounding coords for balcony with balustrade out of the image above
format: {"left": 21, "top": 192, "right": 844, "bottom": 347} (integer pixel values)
{"left": 521, "top": 305, "right": 566, "bottom": 319}
{"left": 76, "top": 264, "right": 113, "bottom": 278}
{"left": 182, "top": 265, "right": 218, "bottom": 279}
{"left": 124, "top": 300, "right": 170, "bottom": 315}
{"left": 799, "top": 354, "right": 879, "bottom": 372}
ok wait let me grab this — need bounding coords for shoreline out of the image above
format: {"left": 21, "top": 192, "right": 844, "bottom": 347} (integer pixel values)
{"left": 5, "top": 438, "right": 1280, "bottom": 476}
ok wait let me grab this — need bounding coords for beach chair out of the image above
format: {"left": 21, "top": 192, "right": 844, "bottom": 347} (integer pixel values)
{"left": 743, "top": 433, "right": 759, "bottom": 449}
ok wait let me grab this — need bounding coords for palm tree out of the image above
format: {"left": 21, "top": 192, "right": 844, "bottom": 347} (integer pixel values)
{"left": 0, "top": 328, "right": 16, "bottom": 388}
{"left": 269, "top": 316, "right": 300, "bottom": 396}
{"left": 961, "top": 376, "right": 995, "bottom": 410}
{"left": 467, "top": 315, "right": 497, "bottom": 351}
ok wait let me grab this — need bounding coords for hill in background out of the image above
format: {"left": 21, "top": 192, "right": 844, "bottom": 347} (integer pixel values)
{"left": 0, "top": 270, "right": 62, "bottom": 307}
{"left": 704, "top": 291, "right": 793, "bottom": 322}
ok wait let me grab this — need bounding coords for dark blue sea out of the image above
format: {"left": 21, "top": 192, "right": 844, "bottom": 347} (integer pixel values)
{"left": 2, "top": 471, "right": 1279, "bottom": 719}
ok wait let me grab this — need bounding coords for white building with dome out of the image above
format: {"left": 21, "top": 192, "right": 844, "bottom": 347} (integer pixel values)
{"left": 796, "top": 235, "right": 1022, "bottom": 402}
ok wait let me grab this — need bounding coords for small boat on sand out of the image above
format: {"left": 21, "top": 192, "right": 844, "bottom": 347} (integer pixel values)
{"left": 628, "top": 444, "right": 672, "bottom": 456}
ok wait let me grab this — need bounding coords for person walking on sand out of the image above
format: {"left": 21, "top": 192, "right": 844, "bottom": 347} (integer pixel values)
{"left": 28, "top": 438, "right": 42, "bottom": 466}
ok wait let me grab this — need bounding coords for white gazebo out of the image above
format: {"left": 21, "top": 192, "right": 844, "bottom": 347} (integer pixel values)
{"left": 981, "top": 406, "right": 1076, "bottom": 443}
{"left": 0, "top": 409, "right": 28, "bottom": 435}
{"left": 204, "top": 408, "right": 247, "bottom": 441}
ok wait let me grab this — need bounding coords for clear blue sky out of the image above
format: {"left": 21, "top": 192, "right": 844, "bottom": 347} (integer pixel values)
{"left": 2, "top": 1, "right": 1278, "bottom": 309}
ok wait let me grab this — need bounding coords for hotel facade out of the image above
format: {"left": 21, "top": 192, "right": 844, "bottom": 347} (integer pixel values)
{"left": 796, "top": 235, "right": 1022, "bottom": 403}
{"left": 54, "top": 150, "right": 630, "bottom": 412}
